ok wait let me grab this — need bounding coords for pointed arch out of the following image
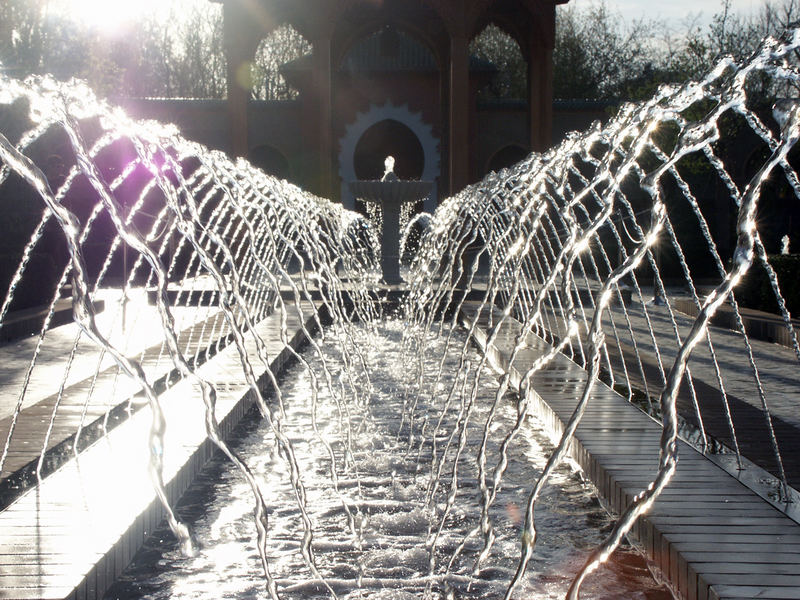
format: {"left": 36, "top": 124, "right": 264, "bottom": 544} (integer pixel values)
{"left": 337, "top": 23, "right": 440, "bottom": 74}
{"left": 338, "top": 102, "right": 440, "bottom": 212}
{"left": 470, "top": 23, "right": 528, "bottom": 102}
{"left": 251, "top": 24, "right": 313, "bottom": 101}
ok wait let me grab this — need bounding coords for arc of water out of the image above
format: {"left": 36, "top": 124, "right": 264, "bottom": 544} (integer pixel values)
{"left": 424, "top": 359, "right": 473, "bottom": 596}
{"left": 504, "top": 198, "right": 668, "bottom": 599}
{"left": 467, "top": 183, "right": 581, "bottom": 572}
{"left": 216, "top": 160, "right": 365, "bottom": 541}
{"left": 406, "top": 191, "right": 501, "bottom": 453}
{"left": 136, "top": 140, "right": 338, "bottom": 598}
{"left": 0, "top": 130, "right": 198, "bottom": 555}
{"left": 420, "top": 192, "right": 520, "bottom": 500}
{"left": 567, "top": 92, "right": 800, "bottom": 597}
{"left": 438, "top": 64, "right": 720, "bottom": 592}
{"left": 0, "top": 161, "right": 87, "bottom": 476}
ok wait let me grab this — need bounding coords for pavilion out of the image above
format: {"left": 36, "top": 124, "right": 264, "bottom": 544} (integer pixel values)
{"left": 124, "top": 0, "right": 602, "bottom": 213}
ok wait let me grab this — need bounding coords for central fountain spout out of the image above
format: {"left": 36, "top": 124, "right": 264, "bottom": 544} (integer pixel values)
{"left": 381, "top": 155, "right": 397, "bottom": 182}
{"left": 349, "top": 156, "right": 432, "bottom": 285}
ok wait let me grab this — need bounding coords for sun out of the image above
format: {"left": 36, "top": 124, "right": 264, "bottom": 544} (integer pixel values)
{"left": 57, "top": 0, "right": 140, "bottom": 32}
{"left": 51, "top": 0, "right": 178, "bottom": 34}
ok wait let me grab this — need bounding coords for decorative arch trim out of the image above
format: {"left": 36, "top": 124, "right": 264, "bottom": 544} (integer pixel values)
{"left": 338, "top": 102, "right": 440, "bottom": 212}
{"left": 485, "top": 143, "right": 529, "bottom": 176}
{"left": 333, "top": 21, "right": 444, "bottom": 71}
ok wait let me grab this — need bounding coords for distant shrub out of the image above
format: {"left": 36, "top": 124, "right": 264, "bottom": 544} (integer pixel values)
{"left": 735, "top": 254, "right": 800, "bottom": 317}
{"left": 0, "top": 252, "right": 60, "bottom": 312}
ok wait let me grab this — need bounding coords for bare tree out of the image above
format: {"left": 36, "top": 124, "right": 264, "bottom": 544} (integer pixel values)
{"left": 4, "top": 0, "right": 800, "bottom": 103}
{"left": 1, "top": 0, "right": 226, "bottom": 100}
{"left": 126, "top": 2, "right": 225, "bottom": 99}
{"left": 552, "top": 1, "right": 659, "bottom": 99}
{"left": 251, "top": 24, "right": 312, "bottom": 101}
{"left": 470, "top": 24, "right": 527, "bottom": 101}
{"left": 1, "top": 0, "right": 65, "bottom": 77}
{"left": 552, "top": 0, "right": 800, "bottom": 101}
{"left": 171, "top": 3, "right": 226, "bottom": 98}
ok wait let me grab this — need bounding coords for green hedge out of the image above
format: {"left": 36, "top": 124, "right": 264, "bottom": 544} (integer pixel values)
{"left": 0, "top": 252, "right": 60, "bottom": 312}
{"left": 735, "top": 254, "right": 800, "bottom": 318}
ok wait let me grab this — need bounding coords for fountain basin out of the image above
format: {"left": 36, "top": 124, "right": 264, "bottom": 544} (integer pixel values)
{"left": 348, "top": 180, "right": 432, "bottom": 207}
{"left": 106, "top": 319, "right": 673, "bottom": 600}
{"left": 0, "top": 302, "right": 324, "bottom": 600}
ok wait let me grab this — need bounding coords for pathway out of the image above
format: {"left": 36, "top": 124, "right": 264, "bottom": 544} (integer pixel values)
{"left": 535, "top": 295, "right": 800, "bottom": 491}
{"left": 0, "top": 289, "right": 234, "bottom": 505}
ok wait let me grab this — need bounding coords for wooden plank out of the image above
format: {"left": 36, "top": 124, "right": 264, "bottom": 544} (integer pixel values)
{"left": 0, "top": 301, "right": 321, "bottom": 600}
{"left": 0, "top": 310, "right": 235, "bottom": 505}
{"left": 460, "top": 302, "right": 800, "bottom": 600}
{"left": 708, "top": 585, "right": 800, "bottom": 600}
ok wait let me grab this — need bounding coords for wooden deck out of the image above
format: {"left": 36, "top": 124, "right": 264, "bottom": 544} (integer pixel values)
{"left": 0, "top": 300, "right": 105, "bottom": 344}
{"left": 0, "top": 309, "right": 235, "bottom": 507}
{"left": 461, "top": 302, "right": 800, "bottom": 600}
{"left": 3, "top": 296, "right": 799, "bottom": 599}
{"left": 672, "top": 296, "right": 800, "bottom": 350}
{"left": 599, "top": 324, "right": 800, "bottom": 493}
{"left": 0, "top": 301, "right": 321, "bottom": 600}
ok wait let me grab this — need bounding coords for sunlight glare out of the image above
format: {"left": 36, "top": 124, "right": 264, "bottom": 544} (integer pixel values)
{"left": 53, "top": 0, "right": 198, "bottom": 34}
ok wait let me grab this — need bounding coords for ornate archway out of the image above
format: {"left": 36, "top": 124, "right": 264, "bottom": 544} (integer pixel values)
{"left": 486, "top": 144, "right": 529, "bottom": 176}
{"left": 249, "top": 145, "right": 291, "bottom": 180}
{"left": 338, "top": 102, "right": 440, "bottom": 212}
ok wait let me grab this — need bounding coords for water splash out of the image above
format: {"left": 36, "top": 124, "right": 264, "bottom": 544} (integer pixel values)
{"left": 404, "top": 28, "right": 800, "bottom": 598}
{"left": 1, "top": 26, "right": 800, "bottom": 600}
{"left": 0, "top": 73, "right": 379, "bottom": 596}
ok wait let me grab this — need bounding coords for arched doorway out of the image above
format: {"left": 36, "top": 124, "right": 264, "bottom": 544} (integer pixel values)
{"left": 251, "top": 24, "right": 312, "bottom": 101}
{"left": 249, "top": 145, "right": 290, "bottom": 180}
{"left": 351, "top": 118, "right": 426, "bottom": 220}
{"left": 486, "top": 144, "right": 528, "bottom": 175}
{"left": 470, "top": 24, "right": 528, "bottom": 103}
{"left": 353, "top": 119, "right": 425, "bottom": 181}
{"left": 339, "top": 102, "right": 440, "bottom": 213}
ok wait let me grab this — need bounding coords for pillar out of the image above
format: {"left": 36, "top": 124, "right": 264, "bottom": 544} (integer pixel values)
{"left": 528, "top": 11, "right": 555, "bottom": 152}
{"left": 311, "top": 34, "right": 333, "bottom": 199}
{"left": 529, "top": 43, "right": 553, "bottom": 152}
{"left": 448, "top": 31, "right": 470, "bottom": 195}
{"left": 224, "top": 1, "right": 253, "bottom": 158}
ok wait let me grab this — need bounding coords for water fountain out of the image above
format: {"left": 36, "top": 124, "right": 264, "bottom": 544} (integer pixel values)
{"left": 349, "top": 156, "right": 432, "bottom": 284}
{"left": 1, "top": 26, "right": 800, "bottom": 600}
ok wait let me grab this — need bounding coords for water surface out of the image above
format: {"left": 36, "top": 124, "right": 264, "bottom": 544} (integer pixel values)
{"left": 105, "top": 321, "right": 673, "bottom": 600}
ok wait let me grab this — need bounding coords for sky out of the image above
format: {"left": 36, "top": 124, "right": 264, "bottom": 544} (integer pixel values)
{"left": 48, "top": 0, "right": 767, "bottom": 36}
{"left": 588, "top": 0, "right": 763, "bottom": 29}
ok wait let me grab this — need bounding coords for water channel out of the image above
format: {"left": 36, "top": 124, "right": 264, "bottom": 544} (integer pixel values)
{"left": 104, "top": 321, "right": 672, "bottom": 600}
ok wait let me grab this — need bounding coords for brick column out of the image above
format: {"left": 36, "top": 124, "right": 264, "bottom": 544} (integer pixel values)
{"left": 528, "top": 10, "right": 555, "bottom": 152}
{"left": 448, "top": 31, "right": 470, "bottom": 195}
{"left": 529, "top": 43, "right": 554, "bottom": 152}
{"left": 223, "top": 1, "right": 252, "bottom": 158}
{"left": 311, "top": 34, "right": 333, "bottom": 199}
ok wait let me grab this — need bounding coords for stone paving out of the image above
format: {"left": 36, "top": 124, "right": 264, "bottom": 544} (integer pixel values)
{"left": 528, "top": 289, "right": 800, "bottom": 490}
{"left": 0, "top": 289, "right": 235, "bottom": 504}
{"left": 0, "top": 289, "right": 219, "bottom": 421}
{"left": 533, "top": 293, "right": 796, "bottom": 427}
{"left": 1, "top": 283, "right": 798, "bottom": 599}
{"left": 606, "top": 296, "right": 798, "bottom": 430}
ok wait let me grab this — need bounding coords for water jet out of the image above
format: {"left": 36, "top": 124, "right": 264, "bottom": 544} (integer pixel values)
{"left": 1, "top": 28, "right": 800, "bottom": 600}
